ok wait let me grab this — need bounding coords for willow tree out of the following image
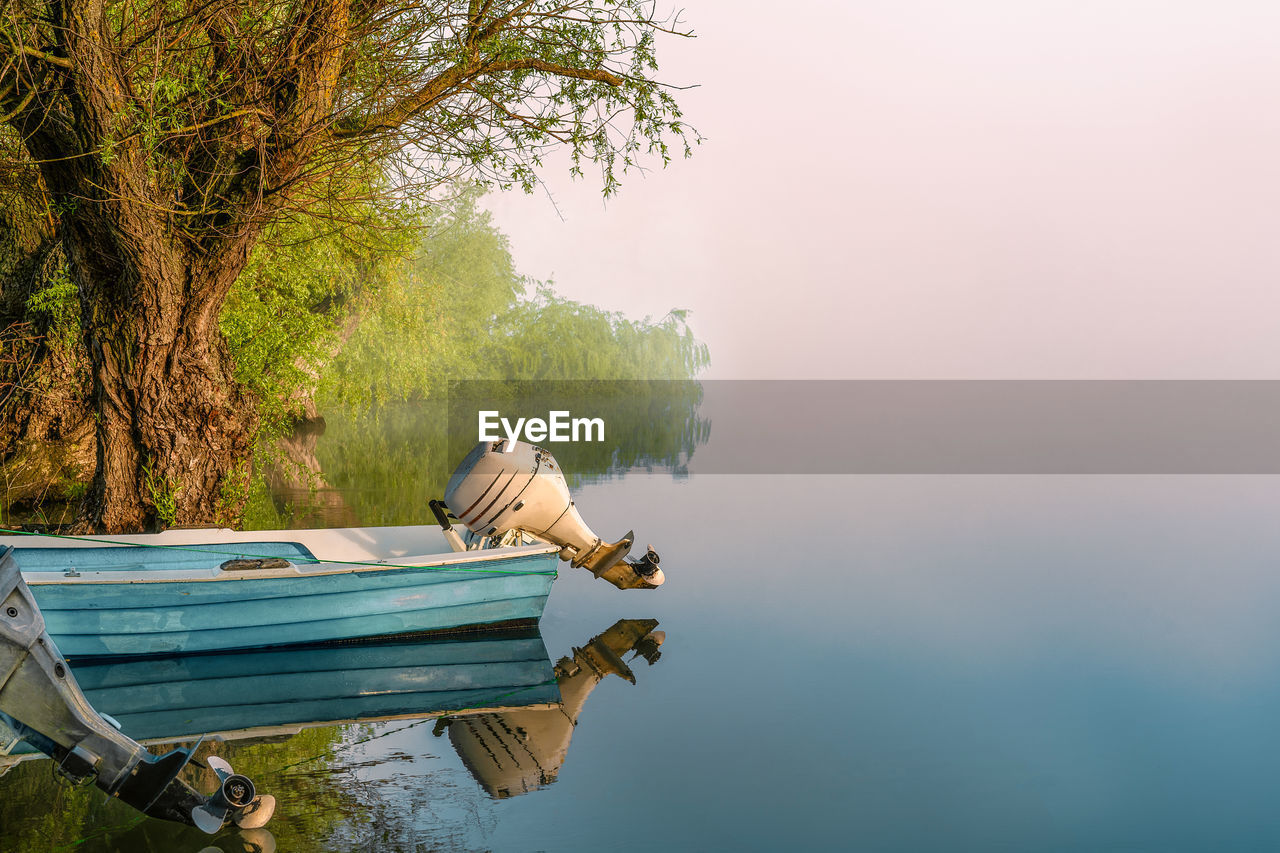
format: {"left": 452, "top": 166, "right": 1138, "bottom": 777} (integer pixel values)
{"left": 0, "top": 0, "right": 692, "bottom": 531}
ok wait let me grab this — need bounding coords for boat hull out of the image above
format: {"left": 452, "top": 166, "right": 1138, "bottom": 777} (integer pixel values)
{"left": 28, "top": 554, "right": 557, "bottom": 657}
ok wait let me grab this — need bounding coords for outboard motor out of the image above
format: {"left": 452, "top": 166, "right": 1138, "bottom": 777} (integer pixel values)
{"left": 0, "top": 548, "right": 274, "bottom": 833}
{"left": 443, "top": 440, "right": 664, "bottom": 590}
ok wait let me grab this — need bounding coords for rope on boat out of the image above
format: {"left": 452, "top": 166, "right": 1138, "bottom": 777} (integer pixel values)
{"left": 0, "top": 527, "right": 559, "bottom": 577}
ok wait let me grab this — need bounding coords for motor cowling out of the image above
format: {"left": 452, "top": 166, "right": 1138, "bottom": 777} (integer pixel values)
{"left": 443, "top": 440, "right": 664, "bottom": 589}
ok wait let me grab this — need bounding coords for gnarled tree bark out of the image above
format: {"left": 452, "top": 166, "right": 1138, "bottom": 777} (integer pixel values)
{"left": 69, "top": 230, "right": 259, "bottom": 531}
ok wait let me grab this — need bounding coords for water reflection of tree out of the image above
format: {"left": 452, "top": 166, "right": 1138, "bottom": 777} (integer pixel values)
{"left": 257, "top": 417, "right": 360, "bottom": 529}
{"left": 253, "top": 381, "right": 708, "bottom": 529}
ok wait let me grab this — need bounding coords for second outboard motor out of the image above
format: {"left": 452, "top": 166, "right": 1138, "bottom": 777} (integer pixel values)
{"left": 443, "top": 440, "right": 664, "bottom": 589}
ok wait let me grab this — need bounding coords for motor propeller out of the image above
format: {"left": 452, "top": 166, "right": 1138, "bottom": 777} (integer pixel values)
{"left": 191, "top": 756, "right": 277, "bottom": 833}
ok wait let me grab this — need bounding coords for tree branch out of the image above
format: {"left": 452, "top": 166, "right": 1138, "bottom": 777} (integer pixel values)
{"left": 0, "top": 86, "right": 34, "bottom": 123}
{"left": 334, "top": 56, "right": 624, "bottom": 139}
{"left": 485, "top": 58, "right": 624, "bottom": 86}
{"left": 0, "top": 41, "right": 73, "bottom": 70}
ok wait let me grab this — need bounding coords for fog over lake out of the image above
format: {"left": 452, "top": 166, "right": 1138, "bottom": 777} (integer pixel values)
{"left": 488, "top": 0, "right": 1280, "bottom": 381}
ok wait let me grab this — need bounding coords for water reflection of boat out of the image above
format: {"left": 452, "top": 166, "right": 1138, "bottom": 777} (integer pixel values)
{"left": 1, "top": 618, "right": 664, "bottom": 776}
{"left": 1, "top": 617, "right": 666, "bottom": 849}
{"left": 445, "top": 618, "right": 665, "bottom": 798}
{"left": 5, "top": 631, "right": 560, "bottom": 757}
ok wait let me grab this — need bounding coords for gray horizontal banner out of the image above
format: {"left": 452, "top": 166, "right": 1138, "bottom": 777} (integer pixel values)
{"left": 446, "top": 381, "right": 1280, "bottom": 474}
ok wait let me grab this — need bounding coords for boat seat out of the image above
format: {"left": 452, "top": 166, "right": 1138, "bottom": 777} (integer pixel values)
{"left": 219, "top": 558, "right": 293, "bottom": 571}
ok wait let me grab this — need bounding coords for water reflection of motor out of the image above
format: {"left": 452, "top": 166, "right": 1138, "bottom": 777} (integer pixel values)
{"left": 0, "top": 548, "right": 274, "bottom": 834}
{"left": 435, "top": 618, "right": 665, "bottom": 797}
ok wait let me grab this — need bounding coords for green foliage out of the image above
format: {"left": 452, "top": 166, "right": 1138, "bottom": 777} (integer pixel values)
{"left": 240, "top": 474, "right": 293, "bottom": 530}
{"left": 2, "top": 1, "right": 702, "bottom": 528}
{"left": 399, "top": 1, "right": 700, "bottom": 198}
{"left": 319, "top": 188, "right": 522, "bottom": 405}
{"left": 287, "top": 402, "right": 456, "bottom": 528}
{"left": 141, "top": 461, "right": 179, "bottom": 527}
{"left": 3, "top": 1, "right": 696, "bottom": 243}
{"left": 22, "top": 266, "right": 79, "bottom": 356}
{"left": 1, "top": 244, "right": 91, "bottom": 454}
{"left": 220, "top": 198, "right": 419, "bottom": 436}
{"left": 319, "top": 187, "right": 709, "bottom": 407}
{"left": 4, "top": 184, "right": 710, "bottom": 526}
{"left": 490, "top": 287, "right": 710, "bottom": 381}
{"left": 216, "top": 460, "right": 252, "bottom": 527}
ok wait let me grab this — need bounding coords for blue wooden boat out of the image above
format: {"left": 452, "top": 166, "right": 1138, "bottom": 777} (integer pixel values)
{"left": 0, "top": 526, "right": 560, "bottom": 657}
{"left": 0, "top": 440, "right": 665, "bottom": 658}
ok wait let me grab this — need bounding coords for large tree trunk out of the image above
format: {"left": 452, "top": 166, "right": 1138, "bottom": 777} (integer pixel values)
{"left": 5, "top": 0, "right": 350, "bottom": 531}
{"left": 64, "top": 219, "right": 260, "bottom": 533}
{"left": 81, "top": 320, "right": 258, "bottom": 533}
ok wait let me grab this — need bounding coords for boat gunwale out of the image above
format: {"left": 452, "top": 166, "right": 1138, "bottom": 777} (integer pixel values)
{"left": 19, "top": 543, "right": 560, "bottom": 585}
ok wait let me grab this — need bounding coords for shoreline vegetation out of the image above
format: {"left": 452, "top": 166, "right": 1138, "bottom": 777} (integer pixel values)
{"left": 1, "top": 188, "right": 709, "bottom": 531}
{"left": 0, "top": 1, "right": 698, "bottom": 531}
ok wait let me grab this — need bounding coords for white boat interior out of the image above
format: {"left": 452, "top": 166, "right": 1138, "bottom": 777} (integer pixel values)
{"left": 3, "top": 526, "right": 560, "bottom": 585}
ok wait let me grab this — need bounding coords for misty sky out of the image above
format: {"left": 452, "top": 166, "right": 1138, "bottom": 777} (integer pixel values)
{"left": 485, "top": 1, "right": 1280, "bottom": 379}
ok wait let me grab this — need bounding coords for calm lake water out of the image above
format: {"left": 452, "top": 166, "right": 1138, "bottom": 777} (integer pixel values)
{"left": 5, "top": 408, "right": 1280, "bottom": 850}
